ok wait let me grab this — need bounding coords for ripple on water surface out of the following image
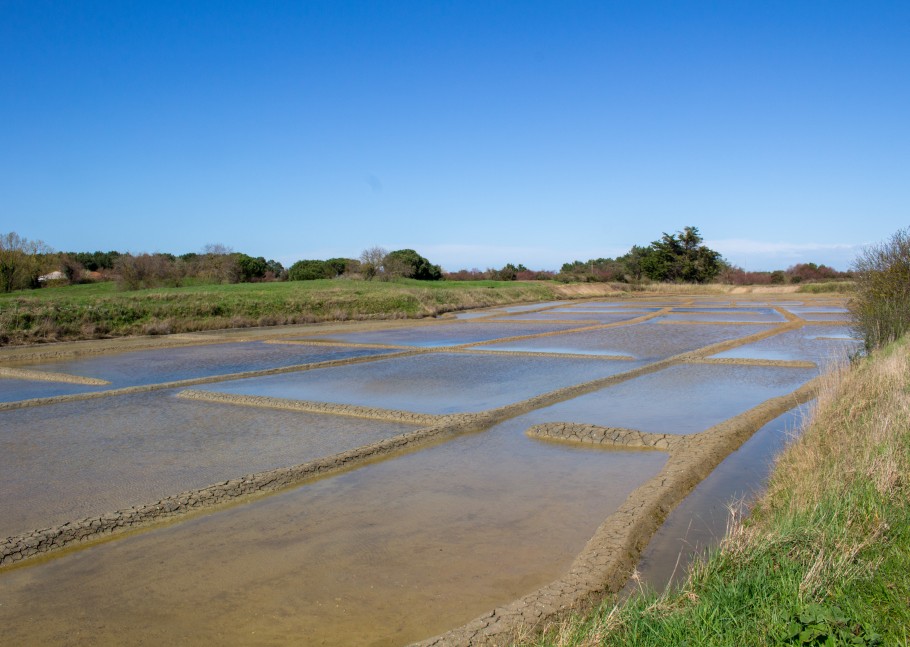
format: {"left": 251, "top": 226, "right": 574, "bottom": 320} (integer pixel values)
{"left": 198, "top": 353, "right": 646, "bottom": 414}
{"left": 0, "top": 390, "right": 419, "bottom": 537}
{"left": 0, "top": 417, "right": 666, "bottom": 646}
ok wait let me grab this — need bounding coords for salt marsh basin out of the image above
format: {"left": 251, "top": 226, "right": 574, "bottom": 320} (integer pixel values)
{"left": 0, "top": 295, "right": 859, "bottom": 645}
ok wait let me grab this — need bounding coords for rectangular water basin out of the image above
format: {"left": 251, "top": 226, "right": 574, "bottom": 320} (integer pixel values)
{"left": 0, "top": 390, "right": 419, "bottom": 538}
{"left": 8, "top": 342, "right": 397, "bottom": 388}
{"left": 198, "top": 353, "right": 646, "bottom": 414}
{"left": 294, "top": 321, "right": 585, "bottom": 347}
{"left": 521, "top": 364, "right": 816, "bottom": 435}
{"left": 481, "top": 322, "right": 775, "bottom": 360}
{"left": 0, "top": 378, "right": 108, "bottom": 403}
{"left": 656, "top": 310, "right": 786, "bottom": 323}
{"left": 711, "top": 326, "right": 861, "bottom": 367}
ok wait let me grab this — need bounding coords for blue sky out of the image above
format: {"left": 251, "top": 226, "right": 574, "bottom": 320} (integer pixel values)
{"left": 2, "top": 1, "right": 908, "bottom": 272}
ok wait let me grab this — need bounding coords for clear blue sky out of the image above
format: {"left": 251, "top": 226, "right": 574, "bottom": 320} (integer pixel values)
{"left": 2, "top": 1, "right": 908, "bottom": 272}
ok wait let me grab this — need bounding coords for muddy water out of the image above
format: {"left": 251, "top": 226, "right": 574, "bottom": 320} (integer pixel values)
{"left": 631, "top": 405, "right": 808, "bottom": 591}
{"left": 481, "top": 322, "right": 773, "bottom": 359}
{"left": 0, "top": 418, "right": 666, "bottom": 647}
{"left": 0, "top": 390, "right": 418, "bottom": 537}
{"left": 199, "top": 353, "right": 645, "bottom": 414}
{"left": 7, "top": 342, "right": 395, "bottom": 389}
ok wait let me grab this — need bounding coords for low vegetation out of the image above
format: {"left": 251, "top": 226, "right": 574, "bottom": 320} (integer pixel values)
{"left": 0, "top": 279, "right": 567, "bottom": 345}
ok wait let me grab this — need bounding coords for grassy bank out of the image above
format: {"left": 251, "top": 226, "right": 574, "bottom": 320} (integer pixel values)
{"left": 0, "top": 279, "right": 579, "bottom": 345}
{"left": 0, "top": 278, "right": 852, "bottom": 346}
{"left": 531, "top": 338, "right": 910, "bottom": 646}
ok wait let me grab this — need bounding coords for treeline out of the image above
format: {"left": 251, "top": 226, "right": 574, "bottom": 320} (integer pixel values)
{"left": 1, "top": 227, "right": 852, "bottom": 294}
{"left": 557, "top": 226, "right": 850, "bottom": 285}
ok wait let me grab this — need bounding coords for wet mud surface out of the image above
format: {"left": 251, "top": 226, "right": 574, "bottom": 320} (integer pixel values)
{"left": 0, "top": 295, "right": 851, "bottom": 645}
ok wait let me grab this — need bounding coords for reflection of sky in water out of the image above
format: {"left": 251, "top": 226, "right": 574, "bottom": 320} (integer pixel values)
{"left": 712, "top": 326, "right": 861, "bottom": 366}
{"left": 10, "top": 342, "right": 395, "bottom": 388}
{"left": 522, "top": 364, "right": 815, "bottom": 435}
{"left": 0, "top": 378, "right": 107, "bottom": 403}
{"left": 482, "top": 323, "right": 773, "bottom": 360}
{"left": 201, "top": 353, "right": 645, "bottom": 414}
{"left": 298, "top": 322, "right": 584, "bottom": 347}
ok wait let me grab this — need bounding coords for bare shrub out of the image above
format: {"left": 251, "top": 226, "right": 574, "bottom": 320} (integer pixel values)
{"left": 849, "top": 227, "right": 910, "bottom": 350}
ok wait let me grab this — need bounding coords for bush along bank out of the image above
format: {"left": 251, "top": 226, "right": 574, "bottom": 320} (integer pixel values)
{"left": 529, "top": 337, "right": 910, "bottom": 647}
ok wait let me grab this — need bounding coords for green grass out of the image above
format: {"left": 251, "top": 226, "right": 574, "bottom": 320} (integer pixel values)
{"left": 528, "top": 337, "right": 910, "bottom": 646}
{"left": 0, "top": 279, "right": 565, "bottom": 345}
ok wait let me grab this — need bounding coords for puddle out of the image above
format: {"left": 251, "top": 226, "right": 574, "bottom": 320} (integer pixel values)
{"left": 0, "top": 416, "right": 666, "bottom": 647}
{"left": 783, "top": 306, "right": 848, "bottom": 314}
{"left": 199, "top": 353, "right": 646, "bottom": 414}
{"left": 631, "top": 406, "right": 807, "bottom": 591}
{"left": 0, "top": 378, "right": 107, "bottom": 403}
{"left": 482, "top": 323, "right": 774, "bottom": 360}
{"left": 522, "top": 364, "right": 815, "bottom": 435}
{"left": 8, "top": 342, "right": 396, "bottom": 388}
{"left": 0, "top": 390, "right": 418, "bottom": 538}
{"left": 711, "top": 326, "right": 861, "bottom": 367}
{"left": 295, "top": 321, "right": 584, "bottom": 347}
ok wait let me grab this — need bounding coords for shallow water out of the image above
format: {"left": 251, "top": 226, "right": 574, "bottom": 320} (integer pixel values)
{"left": 199, "top": 353, "right": 646, "bottom": 414}
{"left": 655, "top": 310, "right": 786, "bottom": 323}
{"left": 0, "top": 378, "right": 107, "bottom": 403}
{"left": 481, "top": 322, "right": 774, "bottom": 360}
{"left": 524, "top": 364, "right": 815, "bottom": 435}
{"left": 0, "top": 390, "right": 418, "bottom": 537}
{"left": 0, "top": 416, "right": 667, "bottom": 646}
{"left": 491, "top": 311, "right": 650, "bottom": 324}
{"left": 295, "top": 321, "right": 584, "bottom": 347}
{"left": 8, "top": 341, "right": 396, "bottom": 388}
{"left": 712, "top": 326, "right": 861, "bottom": 367}
{"left": 632, "top": 406, "right": 807, "bottom": 591}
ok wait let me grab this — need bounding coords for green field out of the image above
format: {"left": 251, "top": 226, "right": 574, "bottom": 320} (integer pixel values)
{"left": 0, "top": 279, "right": 570, "bottom": 345}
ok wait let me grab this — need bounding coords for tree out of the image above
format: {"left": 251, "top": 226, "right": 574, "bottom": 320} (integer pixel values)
{"left": 383, "top": 249, "right": 442, "bottom": 280}
{"left": 0, "top": 232, "right": 54, "bottom": 292}
{"left": 288, "top": 259, "right": 331, "bottom": 281}
{"left": 639, "top": 227, "right": 723, "bottom": 283}
{"left": 359, "top": 246, "right": 388, "bottom": 280}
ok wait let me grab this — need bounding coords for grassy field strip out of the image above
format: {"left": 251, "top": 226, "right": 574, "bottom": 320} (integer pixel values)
{"left": 0, "top": 348, "right": 427, "bottom": 411}
{"left": 0, "top": 367, "right": 111, "bottom": 385}
{"left": 177, "top": 390, "right": 447, "bottom": 426}
{"left": 526, "top": 340, "right": 910, "bottom": 646}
